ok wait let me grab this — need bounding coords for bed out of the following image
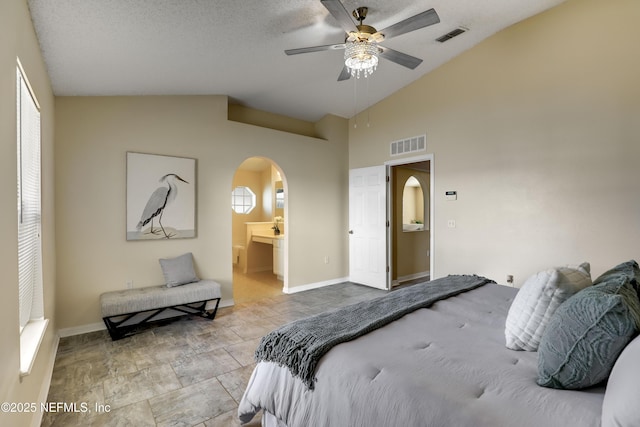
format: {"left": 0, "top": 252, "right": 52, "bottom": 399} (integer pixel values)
{"left": 238, "top": 262, "right": 640, "bottom": 427}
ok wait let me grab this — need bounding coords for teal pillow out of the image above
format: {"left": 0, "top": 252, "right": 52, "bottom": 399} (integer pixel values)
{"left": 593, "top": 259, "right": 640, "bottom": 287}
{"left": 537, "top": 274, "right": 640, "bottom": 389}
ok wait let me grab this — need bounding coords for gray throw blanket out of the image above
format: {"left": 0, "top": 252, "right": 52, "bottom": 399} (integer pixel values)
{"left": 255, "top": 274, "right": 495, "bottom": 389}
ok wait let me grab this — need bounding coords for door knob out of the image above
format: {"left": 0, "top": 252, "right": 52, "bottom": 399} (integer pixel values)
{"left": 348, "top": 230, "right": 354, "bottom": 234}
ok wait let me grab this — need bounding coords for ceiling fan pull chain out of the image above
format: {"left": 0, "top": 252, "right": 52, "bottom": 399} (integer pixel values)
{"left": 366, "top": 75, "right": 371, "bottom": 128}
{"left": 353, "top": 76, "right": 358, "bottom": 128}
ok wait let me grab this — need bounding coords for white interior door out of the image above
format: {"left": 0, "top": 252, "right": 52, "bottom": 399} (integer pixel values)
{"left": 349, "top": 165, "right": 389, "bottom": 290}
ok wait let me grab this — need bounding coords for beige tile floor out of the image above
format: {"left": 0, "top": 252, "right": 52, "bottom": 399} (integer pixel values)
{"left": 41, "top": 273, "right": 389, "bottom": 426}
{"left": 232, "top": 268, "right": 284, "bottom": 303}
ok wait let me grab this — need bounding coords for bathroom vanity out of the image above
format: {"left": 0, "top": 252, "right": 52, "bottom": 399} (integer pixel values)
{"left": 244, "top": 222, "right": 284, "bottom": 280}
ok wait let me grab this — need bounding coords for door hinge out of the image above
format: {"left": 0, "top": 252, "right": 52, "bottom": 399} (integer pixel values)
{"left": 386, "top": 266, "right": 390, "bottom": 273}
{"left": 386, "top": 175, "right": 390, "bottom": 182}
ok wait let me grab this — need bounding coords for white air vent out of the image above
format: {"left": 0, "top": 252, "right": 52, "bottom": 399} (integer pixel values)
{"left": 390, "top": 134, "right": 426, "bottom": 156}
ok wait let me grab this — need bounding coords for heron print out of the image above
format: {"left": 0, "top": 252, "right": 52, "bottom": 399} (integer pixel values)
{"left": 137, "top": 173, "right": 189, "bottom": 238}
{"left": 126, "top": 153, "right": 196, "bottom": 240}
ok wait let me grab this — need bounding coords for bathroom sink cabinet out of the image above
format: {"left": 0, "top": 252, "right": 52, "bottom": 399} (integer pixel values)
{"left": 273, "top": 239, "right": 284, "bottom": 280}
{"left": 245, "top": 222, "right": 284, "bottom": 280}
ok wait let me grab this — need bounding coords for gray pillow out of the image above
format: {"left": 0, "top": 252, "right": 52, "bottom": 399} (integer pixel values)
{"left": 159, "top": 252, "right": 199, "bottom": 287}
{"left": 601, "top": 333, "right": 640, "bottom": 427}
{"left": 593, "top": 259, "right": 640, "bottom": 287}
{"left": 537, "top": 273, "right": 640, "bottom": 389}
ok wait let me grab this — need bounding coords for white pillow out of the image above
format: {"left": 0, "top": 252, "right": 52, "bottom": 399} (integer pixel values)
{"left": 601, "top": 333, "right": 640, "bottom": 427}
{"left": 505, "top": 262, "right": 591, "bottom": 351}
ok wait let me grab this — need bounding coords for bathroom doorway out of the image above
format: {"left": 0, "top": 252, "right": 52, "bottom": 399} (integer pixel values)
{"left": 390, "top": 159, "right": 431, "bottom": 287}
{"left": 231, "top": 157, "right": 287, "bottom": 303}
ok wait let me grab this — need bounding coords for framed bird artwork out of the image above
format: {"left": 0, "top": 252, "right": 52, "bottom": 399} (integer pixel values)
{"left": 126, "top": 152, "right": 196, "bottom": 240}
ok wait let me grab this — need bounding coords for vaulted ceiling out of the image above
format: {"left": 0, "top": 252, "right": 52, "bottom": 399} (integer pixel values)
{"left": 27, "top": 0, "right": 565, "bottom": 122}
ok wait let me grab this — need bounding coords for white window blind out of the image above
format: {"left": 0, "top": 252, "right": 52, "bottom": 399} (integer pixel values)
{"left": 17, "top": 64, "right": 43, "bottom": 332}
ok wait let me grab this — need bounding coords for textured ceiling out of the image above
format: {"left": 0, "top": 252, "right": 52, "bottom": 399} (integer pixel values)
{"left": 27, "top": 0, "right": 565, "bottom": 122}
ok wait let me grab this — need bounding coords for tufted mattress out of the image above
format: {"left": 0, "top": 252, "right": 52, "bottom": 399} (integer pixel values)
{"left": 238, "top": 283, "right": 605, "bottom": 427}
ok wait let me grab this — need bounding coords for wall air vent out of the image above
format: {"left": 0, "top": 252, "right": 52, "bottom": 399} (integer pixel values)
{"left": 390, "top": 134, "right": 426, "bottom": 156}
{"left": 436, "top": 27, "right": 467, "bottom": 43}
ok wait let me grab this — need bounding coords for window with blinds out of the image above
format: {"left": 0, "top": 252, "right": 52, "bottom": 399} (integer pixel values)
{"left": 17, "top": 63, "right": 44, "bottom": 333}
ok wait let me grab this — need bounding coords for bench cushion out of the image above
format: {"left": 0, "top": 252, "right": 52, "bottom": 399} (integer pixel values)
{"left": 100, "top": 280, "right": 221, "bottom": 318}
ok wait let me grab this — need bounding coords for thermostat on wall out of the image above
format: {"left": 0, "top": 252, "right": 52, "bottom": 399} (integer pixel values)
{"left": 445, "top": 191, "right": 457, "bottom": 201}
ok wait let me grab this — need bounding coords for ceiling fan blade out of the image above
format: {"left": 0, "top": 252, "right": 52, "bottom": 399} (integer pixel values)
{"left": 378, "top": 46, "right": 423, "bottom": 70}
{"left": 338, "top": 65, "right": 351, "bottom": 81}
{"left": 321, "top": 0, "right": 357, "bottom": 33}
{"left": 285, "top": 43, "right": 346, "bottom": 55}
{"left": 377, "top": 8, "right": 440, "bottom": 40}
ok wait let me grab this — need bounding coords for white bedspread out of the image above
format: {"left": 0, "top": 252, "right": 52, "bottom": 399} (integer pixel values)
{"left": 238, "top": 283, "right": 604, "bottom": 427}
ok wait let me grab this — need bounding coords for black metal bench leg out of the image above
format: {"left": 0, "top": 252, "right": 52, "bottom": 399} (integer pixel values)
{"left": 205, "top": 298, "right": 221, "bottom": 320}
{"left": 102, "top": 297, "right": 221, "bottom": 340}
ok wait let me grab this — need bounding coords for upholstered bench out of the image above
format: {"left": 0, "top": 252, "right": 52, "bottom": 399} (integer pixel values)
{"left": 100, "top": 279, "right": 221, "bottom": 340}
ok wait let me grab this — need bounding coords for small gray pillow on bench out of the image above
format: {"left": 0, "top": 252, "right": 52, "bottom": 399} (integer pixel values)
{"left": 159, "top": 252, "right": 199, "bottom": 287}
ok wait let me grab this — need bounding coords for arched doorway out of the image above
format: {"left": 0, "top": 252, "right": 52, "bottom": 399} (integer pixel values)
{"left": 231, "top": 157, "right": 287, "bottom": 303}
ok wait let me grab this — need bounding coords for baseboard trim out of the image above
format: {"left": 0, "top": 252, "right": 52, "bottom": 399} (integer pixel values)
{"left": 219, "top": 298, "right": 234, "bottom": 308}
{"left": 392, "top": 271, "right": 430, "bottom": 287}
{"left": 283, "top": 276, "right": 350, "bottom": 294}
{"left": 58, "top": 322, "right": 106, "bottom": 338}
{"left": 247, "top": 267, "right": 272, "bottom": 274}
{"left": 31, "top": 333, "right": 59, "bottom": 427}
{"left": 57, "top": 298, "right": 235, "bottom": 338}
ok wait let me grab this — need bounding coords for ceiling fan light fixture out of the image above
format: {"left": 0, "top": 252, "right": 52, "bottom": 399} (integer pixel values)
{"left": 344, "top": 39, "right": 379, "bottom": 79}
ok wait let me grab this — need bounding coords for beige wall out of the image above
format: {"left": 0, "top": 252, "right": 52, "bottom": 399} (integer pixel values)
{"left": 0, "top": 1, "right": 57, "bottom": 426}
{"left": 228, "top": 103, "right": 317, "bottom": 138}
{"left": 55, "top": 95, "right": 349, "bottom": 330}
{"left": 349, "top": 0, "right": 640, "bottom": 286}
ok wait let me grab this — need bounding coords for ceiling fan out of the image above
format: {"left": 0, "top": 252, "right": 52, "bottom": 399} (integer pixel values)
{"left": 285, "top": 0, "right": 440, "bottom": 81}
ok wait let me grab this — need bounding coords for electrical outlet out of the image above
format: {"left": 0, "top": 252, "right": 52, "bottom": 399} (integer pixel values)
{"left": 506, "top": 275, "right": 514, "bottom": 285}
{"left": 447, "top": 220, "right": 456, "bottom": 228}
{"left": 126, "top": 280, "right": 133, "bottom": 289}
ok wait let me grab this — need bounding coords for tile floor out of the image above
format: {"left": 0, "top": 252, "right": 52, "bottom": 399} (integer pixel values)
{"left": 41, "top": 275, "right": 388, "bottom": 426}
{"left": 232, "top": 268, "right": 284, "bottom": 303}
